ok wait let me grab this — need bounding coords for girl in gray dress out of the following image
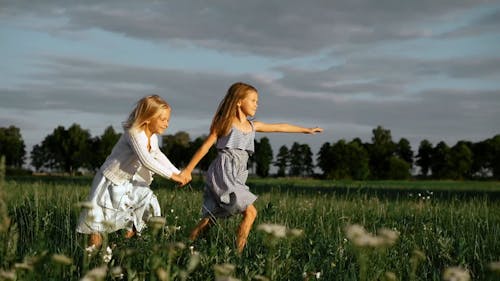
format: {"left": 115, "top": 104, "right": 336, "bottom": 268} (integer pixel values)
{"left": 180, "top": 82, "right": 323, "bottom": 253}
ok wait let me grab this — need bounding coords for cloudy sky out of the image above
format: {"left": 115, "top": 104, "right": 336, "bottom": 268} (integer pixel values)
{"left": 1, "top": 0, "right": 499, "bottom": 164}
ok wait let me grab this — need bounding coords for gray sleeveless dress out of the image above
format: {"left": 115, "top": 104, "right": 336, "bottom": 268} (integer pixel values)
{"left": 201, "top": 122, "right": 258, "bottom": 219}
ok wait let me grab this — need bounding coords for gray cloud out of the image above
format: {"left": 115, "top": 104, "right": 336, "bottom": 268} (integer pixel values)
{"left": 1, "top": 48, "right": 498, "bottom": 150}
{"left": 441, "top": 8, "right": 500, "bottom": 38}
{"left": 1, "top": 0, "right": 499, "bottom": 159}
{"left": 1, "top": 0, "right": 495, "bottom": 57}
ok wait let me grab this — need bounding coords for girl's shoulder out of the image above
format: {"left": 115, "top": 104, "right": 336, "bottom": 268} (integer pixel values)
{"left": 251, "top": 120, "right": 263, "bottom": 131}
{"left": 126, "top": 128, "right": 148, "bottom": 142}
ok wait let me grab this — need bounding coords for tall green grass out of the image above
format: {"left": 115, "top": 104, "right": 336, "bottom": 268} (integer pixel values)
{"left": 1, "top": 175, "right": 499, "bottom": 280}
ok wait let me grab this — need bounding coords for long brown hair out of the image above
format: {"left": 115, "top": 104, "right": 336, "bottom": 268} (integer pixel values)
{"left": 123, "top": 95, "right": 170, "bottom": 131}
{"left": 210, "top": 82, "right": 257, "bottom": 136}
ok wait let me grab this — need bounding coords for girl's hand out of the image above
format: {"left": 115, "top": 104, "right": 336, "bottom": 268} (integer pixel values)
{"left": 179, "top": 170, "right": 192, "bottom": 185}
{"left": 308, "top": 127, "right": 324, "bottom": 134}
{"left": 171, "top": 173, "right": 188, "bottom": 187}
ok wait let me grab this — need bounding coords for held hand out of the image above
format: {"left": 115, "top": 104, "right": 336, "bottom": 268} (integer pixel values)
{"left": 171, "top": 174, "right": 187, "bottom": 187}
{"left": 179, "top": 170, "right": 193, "bottom": 186}
{"left": 307, "top": 127, "right": 324, "bottom": 134}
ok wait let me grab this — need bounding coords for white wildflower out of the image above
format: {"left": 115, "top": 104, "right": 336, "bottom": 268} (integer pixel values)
{"left": 443, "top": 266, "right": 470, "bottom": 281}
{"left": 14, "top": 262, "right": 33, "bottom": 271}
{"left": 214, "top": 263, "right": 236, "bottom": 277}
{"left": 189, "top": 245, "right": 199, "bottom": 256}
{"left": 384, "top": 271, "right": 397, "bottom": 281}
{"left": 75, "top": 201, "right": 94, "bottom": 210}
{"left": 85, "top": 244, "right": 97, "bottom": 257}
{"left": 186, "top": 252, "right": 201, "bottom": 272}
{"left": 111, "top": 266, "right": 124, "bottom": 279}
{"left": 378, "top": 228, "right": 399, "bottom": 246}
{"left": 81, "top": 265, "right": 108, "bottom": 281}
{"left": 411, "top": 249, "right": 426, "bottom": 261}
{"left": 0, "top": 269, "right": 16, "bottom": 280}
{"left": 156, "top": 267, "right": 168, "bottom": 281}
{"left": 52, "top": 254, "right": 73, "bottom": 265}
{"left": 257, "top": 223, "right": 287, "bottom": 238}
{"left": 174, "top": 242, "right": 186, "bottom": 250}
{"left": 488, "top": 261, "right": 500, "bottom": 274}
{"left": 253, "top": 275, "right": 270, "bottom": 281}
{"left": 149, "top": 216, "right": 166, "bottom": 230}
{"left": 216, "top": 277, "right": 240, "bottom": 281}
{"left": 345, "top": 224, "right": 399, "bottom": 248}
{"left": 102, "top": 246, "right": 113, "bottom": 263}
{"left": 302, "top": 271, "right": 322, "bottom": 280}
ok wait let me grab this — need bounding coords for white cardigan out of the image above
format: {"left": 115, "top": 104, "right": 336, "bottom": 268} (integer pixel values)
{"left": 100, "top": 129, "right": 180, "bottom": 186}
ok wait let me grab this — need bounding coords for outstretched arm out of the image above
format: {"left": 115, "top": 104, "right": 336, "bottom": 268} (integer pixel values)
{"left": 179, "top": 131, "right": 218, "bottom": 183}
{"left": 253, "top": 121, "right": 323, "bottom": 134}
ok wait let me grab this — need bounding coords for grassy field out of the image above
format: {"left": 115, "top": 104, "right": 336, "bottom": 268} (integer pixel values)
{"left": 1, "top": 175, "right": 499, "bottom": 280}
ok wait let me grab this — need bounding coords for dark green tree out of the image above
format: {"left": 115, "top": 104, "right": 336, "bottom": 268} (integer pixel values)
{"left": 430, "top": 141, "right": 452, "bottom": 179}
{"left": 89, "top": 126, "right": 121, "bottom": 171}
{"left": 317, "top": 139, "right": 369, "bottom": 180}
{"left": 289, "top": 142, "right": 302, "bottom": 176}
{"left": 449, "top": 141, "right": 473, "bottom": 179}
{"left": 487, "top": 135, "right": 500, "bottom": 180}
{"left": 32, "top": 124, "right": 92, "bottom": 174}
{"left": 30, "top": 144, "right": 48, "bottom": 172}
{"left": 470, "top": 140, "right": 491, "bottom": 177}
{"left": 346, "top": 140, "right": 370, "bottom": 180}
{"left": 329, "top": 140, "right": 350, "bottom": 179}
{"left": 301, "top": 144, "right": 314, "bottom": 176}
{"left": 368, "top": 126, "right": 396, "bottom": 179}
{"left": 0, "top": 126, "right": 26, "bottom": 167}
{"left": 274, "top": 145, "right": 289, "bottom": 177}
{"left": 317, "top": 142, "right": 332, "bottom": 177}
{"left": 416, "top": 139, "right": 433, "bottom": 177}
{"left": 396, "top": 138, "right": 413, "bottom": 167}
{"left": 255, "top": 137, "right": 273, "bottom": 177}
{"left": 388, "top": 156, "right": 411, "bottom": 179}
{"left": 162, "top": 131, "right": 191, "bottom": 168}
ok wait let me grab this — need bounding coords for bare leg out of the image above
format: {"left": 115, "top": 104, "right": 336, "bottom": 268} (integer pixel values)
{"left": 89, "top": 233, "right": 102, "bottom": 248}
{"left": 236, "top": 204, "right": 257, "bottom": 254}
{"left": 124, "top": 229, "right": 136, "bottom": 239}
{"left": 189, "top": 217, "right": 213, "bottom": 241}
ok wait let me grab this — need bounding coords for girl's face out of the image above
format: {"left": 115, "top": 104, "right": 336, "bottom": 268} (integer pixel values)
{"left": 238, "top": 90, "right": 259, "bottom": 117}
{"left": 149, "top": 108, "right": 171, "bottom": 135}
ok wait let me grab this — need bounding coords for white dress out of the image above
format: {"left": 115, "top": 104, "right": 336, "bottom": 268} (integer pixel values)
{"left": 76, "top": 129, "right": 179, "bottom": 234}
{"left": 76, "top": 169, "right": 160, "bottom": 234}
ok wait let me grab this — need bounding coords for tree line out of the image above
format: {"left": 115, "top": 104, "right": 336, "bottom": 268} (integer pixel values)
{"left": 0, "top": 124, "right": 499, "bottom": 179}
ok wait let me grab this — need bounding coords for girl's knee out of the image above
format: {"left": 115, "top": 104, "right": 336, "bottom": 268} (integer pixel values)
{"left": 244, "top": 204, "right": 257, "bottom": 218}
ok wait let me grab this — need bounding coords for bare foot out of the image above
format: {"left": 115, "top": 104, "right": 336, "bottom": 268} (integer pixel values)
{"left": 89, "top": 233, "right": 102, "bottom": 248}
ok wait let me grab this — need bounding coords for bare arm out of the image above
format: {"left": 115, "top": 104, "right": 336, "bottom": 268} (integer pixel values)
{"left": 253, "top": 121, "right": 323, "bottom": 134}
{"left": 179, "top": 131, "right": 218, "bottom": 182}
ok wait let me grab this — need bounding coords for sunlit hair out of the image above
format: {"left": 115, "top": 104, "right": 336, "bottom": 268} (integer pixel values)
{"left": 123, "top": 95, "right": 170, "bottom": 131}
{"left": 210, "top": 82, "right": 257, "bottom": 137}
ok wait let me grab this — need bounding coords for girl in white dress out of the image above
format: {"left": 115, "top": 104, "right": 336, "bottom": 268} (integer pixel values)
{"left": 179, "top": 82, "right": 323, "bottom": 253}
{"left": 76, "top": 95, "right": 187, "bottom": 247}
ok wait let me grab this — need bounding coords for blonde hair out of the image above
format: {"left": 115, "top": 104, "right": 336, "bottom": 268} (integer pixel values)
{"left": 123, "top": 95, "right": 170, "bottom": 131}
{"left": 210, "top": 82, "right": 257, "bottom": 137}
